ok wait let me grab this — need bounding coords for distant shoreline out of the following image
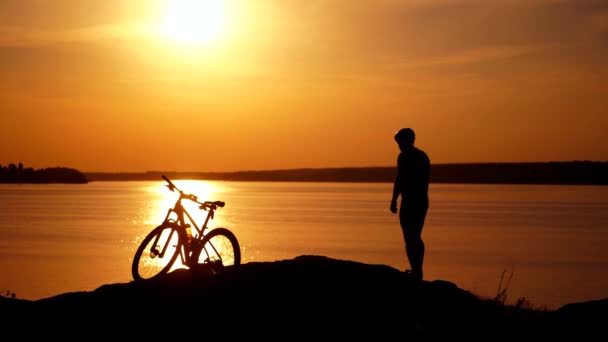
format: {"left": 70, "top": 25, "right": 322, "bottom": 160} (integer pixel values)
{"left": 0, "top": 164, "right": 88, "bottom": 184}
{"left": 85, "top": 161, "right": 608, "bottom": 186}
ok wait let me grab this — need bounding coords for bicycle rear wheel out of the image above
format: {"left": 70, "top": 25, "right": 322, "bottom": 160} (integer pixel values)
{"left": 193, "top": 227, "right": 241, "bottom": 271}
{"left": 132, "top": 222, "right": 181, "bottom": 281}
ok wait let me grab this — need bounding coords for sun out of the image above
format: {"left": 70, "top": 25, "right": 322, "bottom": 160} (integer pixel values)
{"left": 162, "top": 0, "right": 225, "bottom": 45}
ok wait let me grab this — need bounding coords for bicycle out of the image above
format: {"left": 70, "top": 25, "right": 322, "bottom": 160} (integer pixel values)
{"left": 132, "top": 175, "right": 241, "bottom": 281}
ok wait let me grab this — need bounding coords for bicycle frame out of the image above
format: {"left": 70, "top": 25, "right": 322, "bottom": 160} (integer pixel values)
{"left": 163, "top": 194, "right": 210, "bottom": 238}
{"left": 162, "top": 191, "right": 217, "bottom": 267}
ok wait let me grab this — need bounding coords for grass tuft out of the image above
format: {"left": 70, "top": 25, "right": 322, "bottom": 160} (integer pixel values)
{"left": 0, "top": 288, "right": 16, "bottom": 299}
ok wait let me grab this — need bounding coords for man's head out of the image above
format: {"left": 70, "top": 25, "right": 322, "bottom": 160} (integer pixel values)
{"left": 394, "top": 128, "right": 415, "bottom": 146}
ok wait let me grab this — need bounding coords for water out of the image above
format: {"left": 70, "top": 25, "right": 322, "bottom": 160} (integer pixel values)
{"left": 1, "top": 181, "right": 607, "bottom": 310}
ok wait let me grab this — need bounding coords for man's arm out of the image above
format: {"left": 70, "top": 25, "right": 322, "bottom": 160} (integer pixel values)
{"left": 423, "top": 153, "right": 431, "bottom": 187}
{"left": 390, "top": 157, "right": 401, "bottom": 213}
{"left": 390, "top": 180, "right": 399, "bottom": 213}
{"left": 392, "top": 177, "right": 400, "bottom": 202}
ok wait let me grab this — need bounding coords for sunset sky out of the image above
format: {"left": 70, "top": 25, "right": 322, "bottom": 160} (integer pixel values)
{"left": 1, "top": 0, "right": 606, "bottom": 172}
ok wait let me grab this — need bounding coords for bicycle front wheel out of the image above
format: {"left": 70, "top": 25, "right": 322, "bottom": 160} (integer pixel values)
{"left": 132, "top": 222, "right": 181, "bottom": 282}
{"left": 193, "top": 228, "right": 241, "bottom": 270}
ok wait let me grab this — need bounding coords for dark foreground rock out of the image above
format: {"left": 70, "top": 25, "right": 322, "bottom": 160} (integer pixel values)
{"left": 1, "top": 255, "right": 605, "bottom": 338}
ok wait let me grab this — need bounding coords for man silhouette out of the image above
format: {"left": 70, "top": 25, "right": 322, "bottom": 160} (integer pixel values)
{"left": 390, "top": 128, "right": 430, "bottom": 281}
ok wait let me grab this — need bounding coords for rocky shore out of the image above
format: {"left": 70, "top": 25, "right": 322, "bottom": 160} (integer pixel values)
{"left": 1, "top": 255, "right": 605, "bottom": 337}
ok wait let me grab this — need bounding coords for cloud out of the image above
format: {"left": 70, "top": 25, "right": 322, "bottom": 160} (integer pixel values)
{"left": 590, "top": 9, "right": 608, "bottom": 34}
{"left": 0, "top": 0, "right": 162, "bottom": 46}
{"left": 395, "top": 44, "right": 542, "bottom": 69}
{"left": 0, "top": 21, "right": 156, "bottom": 47}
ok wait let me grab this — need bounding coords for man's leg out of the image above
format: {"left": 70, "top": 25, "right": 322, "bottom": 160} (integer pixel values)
{"left": 401, "top": 206, "right": 427, "bottom": 280}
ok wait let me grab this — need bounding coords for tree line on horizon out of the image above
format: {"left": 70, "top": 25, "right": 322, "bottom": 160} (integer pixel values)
{"left": 0, "top": 163, "right": 88, "bottom": 184}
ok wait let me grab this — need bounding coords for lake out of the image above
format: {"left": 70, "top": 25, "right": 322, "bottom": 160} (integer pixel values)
{"left": 1, "top": 180, "right": 607, "bottom": 310}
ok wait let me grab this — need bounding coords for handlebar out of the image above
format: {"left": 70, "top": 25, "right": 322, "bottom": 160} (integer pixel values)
{"left": 162, "top": 175, "right": 177, "bottom": 192}
{"left": 161, "top": 175, "right": 225, "bottom": 210}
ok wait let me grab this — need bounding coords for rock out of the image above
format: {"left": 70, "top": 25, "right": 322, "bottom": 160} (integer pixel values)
{"left": 1, "top": 255, "right": 605, "bottom": 338}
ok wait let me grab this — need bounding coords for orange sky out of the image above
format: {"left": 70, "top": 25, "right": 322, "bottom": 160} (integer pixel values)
{"left": 1, "top": 0, "right": 607, "bottom": 172}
